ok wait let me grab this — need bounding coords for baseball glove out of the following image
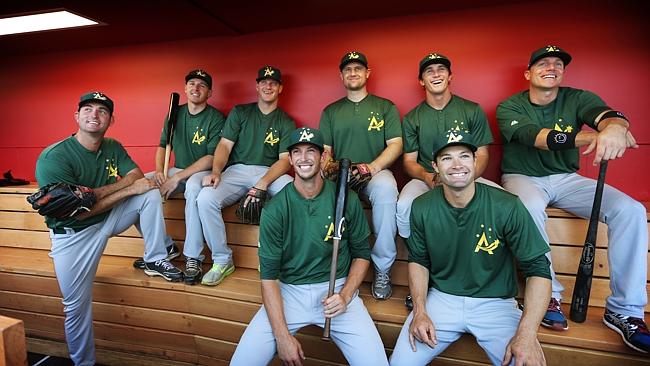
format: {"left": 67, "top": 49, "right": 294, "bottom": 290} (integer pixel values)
{"left": 321, "top": 158, "right": 340, "bottom": 181}
{"left": 235, "top": 187, "right": 269, "bottom": 225}
{"left": 27, "top": 182, "right": 96, "bottom": 219}
{"left": 348, "top": 163, "right": 372, "bottom": 193}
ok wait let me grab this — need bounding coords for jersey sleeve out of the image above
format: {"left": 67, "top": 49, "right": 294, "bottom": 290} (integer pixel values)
{"left": 469, "top": 104, "right": 494, "bottom": 147}
{"left": 114, "top": 141, "right": 138, "bottom": 176}
{"left": 319, "top": 108, "right": 333, "bottom": 147}
{"left": 496, "top": 95, "right": 542, "bottom": 143}
{"left": 345, "top": 191, "right": 371, "bottom": 260}
{"left": 258, "top": 202, "right": 284, "bottom": 280}
{"left": 35, "top": 149, "right": 76, "bottom": 187}
{"left": 402, "top": 112, "right": 419, "bottom": 154}
{"left": 407, "top": 198, "right": 431, "bottom": 269}
{"left": 206, "top": 109, "right": 227, "bottom": 154}
{"left": 220, "top": 105, "right": 243, "bottom": 143}
{"left": 158, "top": 119, "right": 168, "bottom": 148}
{"left": 503, "top": 198, "right": 550, "bottom": 263}
{"left": 383, "top": 102, "right": 402, "bottom": 140}
{"left": 575, "top": 90, "right": 608, "bottom": 130}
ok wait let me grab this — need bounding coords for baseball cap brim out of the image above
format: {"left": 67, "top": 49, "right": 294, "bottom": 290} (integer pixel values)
{"left": 529, "top": 51, "right": 572, "bottom": 68}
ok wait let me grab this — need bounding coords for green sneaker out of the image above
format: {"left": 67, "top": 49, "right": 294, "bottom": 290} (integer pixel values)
{"left": 201, "top": 260, "right": 235, "bottom": 286}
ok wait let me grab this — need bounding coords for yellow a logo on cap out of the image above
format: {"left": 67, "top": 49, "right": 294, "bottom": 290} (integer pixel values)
{"left": 546, "top": 45, "right": 560, "bottom": 52}
{"left": 447, "top": 131, "right": 463, "bottom": 143}
{"left": 348, "top": 52, "right": 360, "bottom": 59}
{"left": 93, "top": 92, "right": 107, "bottom": 100}
{"left": 299, "top": 129, "right": 314, "bottom": 142}
{"left": 264, "top": 67, "right": 275, "bottom": 77}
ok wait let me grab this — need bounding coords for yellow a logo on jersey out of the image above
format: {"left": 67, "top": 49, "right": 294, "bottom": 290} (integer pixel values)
{"left": 368, "top": 115, "right": 384, "bottom": 131}
{"left": 474, "top": 225, "right": 500, "bottom": 255}
{"left": 192, "top": 130, "right": 206, "bottom": 145}
{"left": 554, "top": 122, "right": 574, "bottom": 133}
{"left": 107, "top": 162, "right": 119, "bottom": 178}
{"left": 264, "top": 131, "right": 280, "bottom": 146}
{"left": 324, "top": 222, "right": 335, "bottom": 242}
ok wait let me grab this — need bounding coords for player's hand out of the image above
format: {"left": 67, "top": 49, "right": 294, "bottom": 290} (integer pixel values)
{"left": 408, "top": 311, "right": 437, "bottom": 352}
{"left": 276, "top": 333, "right": 305, "bottom": 366}
{"left": 322, "top": 293, "right": 349, "bottom": 318}
{"left": 501, "top": 332, "right": 546, "bottom": 366}
{"left": 153, "top": 171, "right": 167, "bottom": 187}
{"left": 244, "top": 182, "right": 269, "bottom": 207}
{"left": 591, "top": 124, "right": 637, "bottom": 165}
{"left": 130, "top": 177, "right": 157, "bottom": 195}
{"left": 159, "top": 174, "right": 180, "bottom": 199}
{"left": 424, "top": 172, "right": 436, "bottom": 189}
{"left": 202, "top": 172, "right": 221, "bottom": 188}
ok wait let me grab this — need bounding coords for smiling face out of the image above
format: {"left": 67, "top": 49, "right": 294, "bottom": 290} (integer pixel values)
{"left": 340, "top": 62, "right": 370, "bottom": 91}
{"left": 185, "top": 78, "right": 212, "bottom": 105}
{"left": 75, "top": 102, "right": 113, "bottom": 135}
{"left": 289, "top": 143, "right": 322, "bottom": 181}
{"left": 420, "top": 63, "right": 452, "bottom": 96}
{"left": 433, "top": 145, "right": 476, "bottom": 190}
{"left": 525, "top": 56, "right": 565, "bottom": 91}
{"left": 256, "top": 78, "right": 283, "bottom": 103}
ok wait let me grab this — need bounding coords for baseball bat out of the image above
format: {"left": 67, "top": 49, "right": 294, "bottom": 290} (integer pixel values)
{"left": 322, "top": 158, "right": 351, "bottom": 340}
{"left": 163, "top": 92, "right": 180, "bottom": 178}
{"left": 570, "top": 160, "right": 608, "bottom": 323}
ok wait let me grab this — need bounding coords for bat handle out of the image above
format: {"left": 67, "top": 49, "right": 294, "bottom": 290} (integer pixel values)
{"left": 322, "top": 239, "right": 340, "bottom": 341}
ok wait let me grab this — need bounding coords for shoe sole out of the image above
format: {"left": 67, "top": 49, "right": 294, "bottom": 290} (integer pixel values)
{"left": 540, "top": 320, "right": 569, "bottom": 331}
{"left": 144, "top": 269, "right": 183, "bottom": 282}
{"left": 603, "top": 318, "right": 649, "bottom": 353}
{"left": 184, "top": 273, "right": 201, "bottom": 285}
{"left": 201, "top": 266, "right": 235, "bottom": 286}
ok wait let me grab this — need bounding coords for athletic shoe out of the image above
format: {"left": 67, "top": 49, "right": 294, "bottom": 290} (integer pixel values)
{"left": 405, "top": 294, "right": 413, "bottom": 311}
{"left": 144, "top": 259, "right": 183, "bottom": 282}
{"left": 184, "top": 257, "right": 202, "bottom": 285}
{"left": 372, "top": 267, "right": 392, "bottom": 300}
{"left": 603, "top": 308, "right": 650, "bottom": 353}
{"left": 541, "top": 298, "right": 569, "bottom": 331}
{"left": 133, "top": 244, "right": 180, "bottom": 269}
{"left": 201, "top": 260, "right": 235, "bottom": 286}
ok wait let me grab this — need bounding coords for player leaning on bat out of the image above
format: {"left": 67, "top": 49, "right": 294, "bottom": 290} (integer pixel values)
{"left": 390, "top": 130, "right": 551, "bottom": 366}
{"left": 199, "top": 65, "right": 295, "bottom": 286}
{"left": 132, "top": 69, "right": 226, "bottom": 285}
{"left": 231, "top": 127, "right": 389, "bottom": 366}
{"left": 320, "top": 51, "right": 402, "bottom": 300}
{"left": 33, "top": 92, "right": 183, "bottom": 365}
{"left": 497, "top": 45, "right": 649, "bottom": 353}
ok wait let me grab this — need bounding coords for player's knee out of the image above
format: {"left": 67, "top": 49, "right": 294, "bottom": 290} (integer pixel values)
{"left": 608, "top": 197, "right": 646, "bottom": 223}
{"left": 196, "top": 188, "right": 223, "bottom": 213}
{"left": 142, "top": 189, "right": 162, "bottom": 204}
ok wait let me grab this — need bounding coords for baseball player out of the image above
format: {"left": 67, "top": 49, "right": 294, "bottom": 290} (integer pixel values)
{"left": 319, "top": 51, "right": 403, "bottom": 300}
{"left": 230, "top": 127, "right": 389, "bottom": 366}
{"left": 199, "top": 66, "right": 295, "bottom": 286}
{"left": 397, "top": 52, "right": 498, "bottom": 240}
{"left": 497, "top": 45, "right": 649, "bottom": 353}
{"left": 34, "top": 92, "right": 183, "bottom": 365}
{"left": 132, "top": 69, "right": 226, "bottom": 285}
{"left": 390, "top": 130, "right": 551, "bottom": 366}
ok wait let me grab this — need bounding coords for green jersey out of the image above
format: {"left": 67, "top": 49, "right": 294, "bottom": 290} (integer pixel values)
{"left": 497, "top": 87, "right": 607, "bottom": 176}
{"left": 319, "top": 94, "right": 402, "bottom": 163}
{"left": 158, "top": 104, "right": 226, "bottom": 169}
{"left": 258, "top": 180, "right": 371, "bottom": 285}
{"left": 35, "top": 136, "right": 138, "bottom": 231}
{"left": 409, "top": 183, "right": 549, "bottom": 298}
{"left": 221, "top": 103, "right": 295, "bottom": 167}
{"left": 403, "top": 96, "right": 493, "bottom": 172}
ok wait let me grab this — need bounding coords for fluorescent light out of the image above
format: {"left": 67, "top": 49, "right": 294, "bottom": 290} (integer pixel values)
{"left": 0, "top": 10, "right": 98, "bottom": 36}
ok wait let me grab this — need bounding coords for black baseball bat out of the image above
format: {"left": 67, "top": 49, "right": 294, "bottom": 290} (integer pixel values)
{"left": 570, "top": 160, "right": 608, "bottom": 323}
{"left": 323, "top": 158, "right": 351, "bottom": 340}
{"left": 163, "top": 92, "right": 180, "bottom": 178}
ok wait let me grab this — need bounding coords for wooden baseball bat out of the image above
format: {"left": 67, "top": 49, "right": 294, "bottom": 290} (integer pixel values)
{"left": 322, "top": 158, "right": 351, "bottom": 340}
{"left": 163, "top": 92, "right": 180, "bottom": 178}
{"left": 570, "top": 160, "right": 608, "bottom": 323}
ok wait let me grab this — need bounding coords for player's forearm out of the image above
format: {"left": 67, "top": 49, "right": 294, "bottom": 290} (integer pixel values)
{"left": 369, "top": 138, "right": 403, "bottom": 172}
{"left": 474, "top": 146, "right": 489, "bottom": 178}
{"left": 76, "top": 173, "right": 145, "bottom": 219}
{"left": 172, "top": 155, "right": 213, "bottom": 181}
{"left": 403, "top": 158, "right": 432, "bottom": 183}
{"left": 533, "top": 128, "right": 597, "bottom": 150}
{"left": 92, "top": 169, "right": 143, "bottom": 201}
{"left": 261, "top": 280, "right": 292, "bottom": 340}
{"left": 256, "top": 154, "right": 290, "bottom": 190}
{"left": 154, "top": 147, "right": 166, "bottom": 173}
{"left": 408, "top": 262, "right": 430, "bottom": 315}
{"left": 338, "top": 258, "right": 370, "bottom": 304}
{"left": 211, "top": 140, "right": 232, "bottom": 174}
{"left": 517, "top": 276, "right": 551, "bottom": 337}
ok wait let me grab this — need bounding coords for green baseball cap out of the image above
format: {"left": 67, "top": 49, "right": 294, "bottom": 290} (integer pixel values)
{"left": 339, "top": 51, "right": 368, "bottom": 70}
{"left": 256, "top": 65, "right": 282, "bottom": 83}
{"left": 185, "top": 69, "right": 212, "bottom": 89}
{"left": 528, "top": 45, "right": 572, "bottom": 69}
{"left": 287, "top": 127, "right": 324, "bottom": 152}
{"left": 78, "top": 92, "right": 114, "bottom": 114}
{"left": 432, "top": 129, "right": 477, "bottom": 160}
{"left": 419, "top": 52, "right": 452, "bottom": 78}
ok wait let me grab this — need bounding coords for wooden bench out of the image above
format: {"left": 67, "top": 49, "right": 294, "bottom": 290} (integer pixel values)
{"left": 0, "top": 315, "right": 27, "bottom": 366}
{"left": 0, "top": 184, "right": 648, "bottom": 365}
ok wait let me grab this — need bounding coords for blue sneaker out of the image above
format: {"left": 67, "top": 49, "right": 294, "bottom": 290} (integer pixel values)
{"left": 541, "top": 298, "right": 568, "bottom": 331}
{"left": 603, "top": 308, "right": 650, "bottom": 353}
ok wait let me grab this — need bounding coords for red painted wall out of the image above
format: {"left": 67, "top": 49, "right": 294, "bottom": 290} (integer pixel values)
{"left": 1, "top": 1, "right": 648, "bottom": 200}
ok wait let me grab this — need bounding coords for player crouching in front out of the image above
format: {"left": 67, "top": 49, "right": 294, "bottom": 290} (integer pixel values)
{"left": 390, "top": 131, "right": 551, "bottom": 366}
{"left": 230, "top": 127, "right": 389, "bottom": 366}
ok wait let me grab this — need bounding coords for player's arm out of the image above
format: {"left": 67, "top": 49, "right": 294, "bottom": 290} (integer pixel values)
{"left": 474, "top": 145, "right": 490, "bottom": 178}
{"left": 502, "top": 273, "right": 550, "bottom": 366}
{"left": 76, "top": 168, "right": 156, "bottom": 219}
{"left": 367, "top": 137, "right": 403, "bottom": 175}
{"left": 323, "top": 257, "right": 369, "bottom": 318}
{"left": 202, "top": 138, "right": 234, "bottom": 188}
{"left": 261, "top": 279, "right": 305, "bottom": 365}
{"left": 153, "top": 147, "right": 167, "bottom": 186}
{"left": 253, "top": 152, "right": 291, "bottom": 191}
{"left": 160, "top": 155, "right": 213, "bottom": 199}
{"left": 407, "top": 262, "right": 437, "bottom": 351}
{"left": 590, "top": 111, "right": 638, "bottom": 165}
{"left": 403, "top": 151, "right": 436, "bottom": 189}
